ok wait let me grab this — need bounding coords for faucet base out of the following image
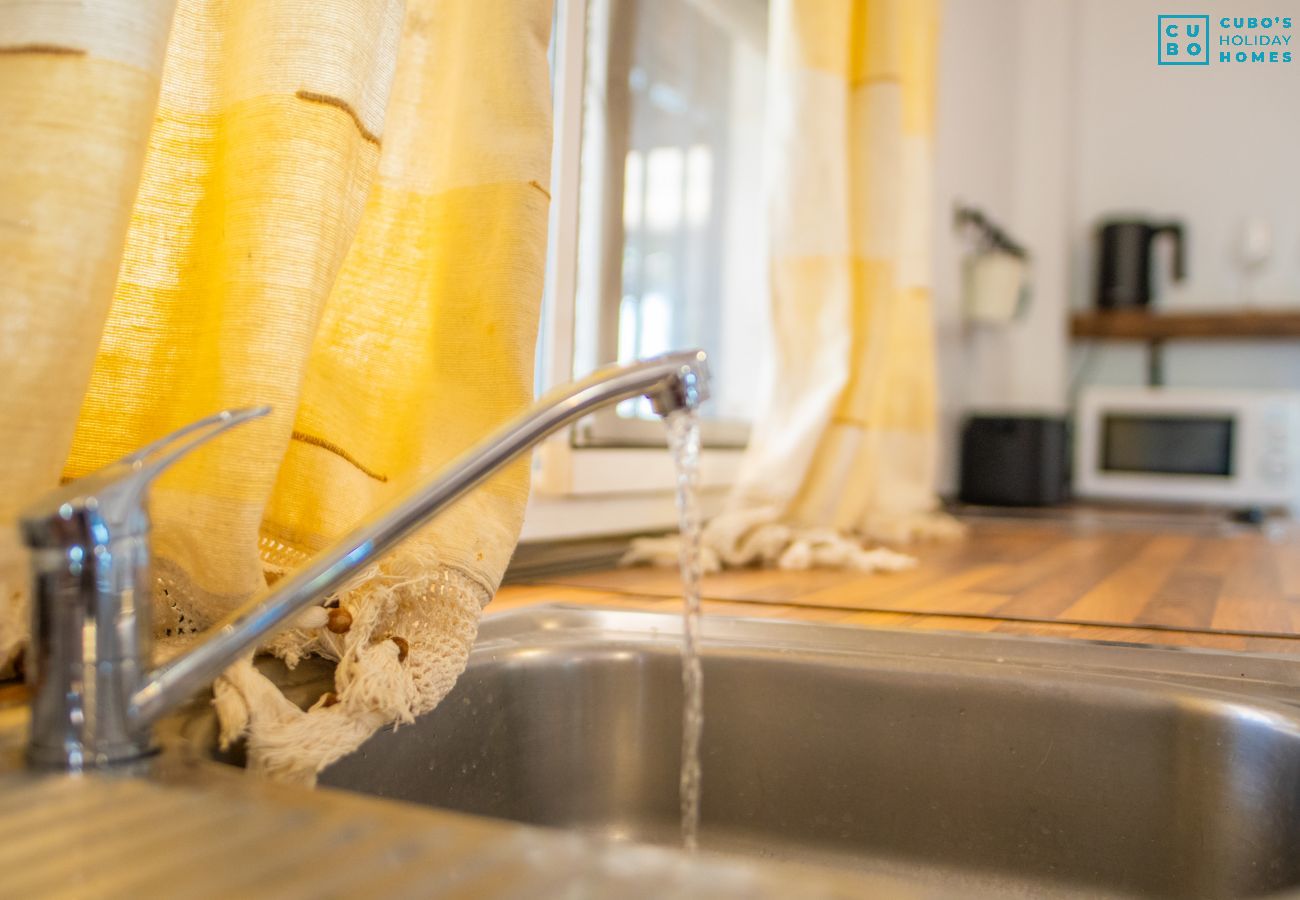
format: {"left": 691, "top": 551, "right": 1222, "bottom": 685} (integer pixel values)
{"left": 25, "top": 738, "right": 158, "bottom": 772}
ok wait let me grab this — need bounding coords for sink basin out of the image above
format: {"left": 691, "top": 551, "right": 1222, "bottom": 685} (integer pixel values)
{"left": 203, "top": 606, "right": 1300, "bottom": 899}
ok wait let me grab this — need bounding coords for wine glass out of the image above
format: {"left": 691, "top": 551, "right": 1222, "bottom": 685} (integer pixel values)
{"left": 1235, "top": 218, "right": 1273, "bottom": 305}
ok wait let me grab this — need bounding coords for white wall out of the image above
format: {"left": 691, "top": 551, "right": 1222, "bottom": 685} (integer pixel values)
{"left": 932, "top": 0, "right": 1076, "bottom": 491}
{"left": 933, "top": 0, "right": 1300, "bottom": 492}
{"left": 1069, "top": 0, "right": 1300, "bottom": 392}
{"left": 931, "top": 0, "right": 1022, "bottom": 491}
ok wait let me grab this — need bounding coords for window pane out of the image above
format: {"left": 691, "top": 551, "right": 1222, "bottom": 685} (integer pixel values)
{"left": 576, "top": 0, "right": 770, "bottom": 436}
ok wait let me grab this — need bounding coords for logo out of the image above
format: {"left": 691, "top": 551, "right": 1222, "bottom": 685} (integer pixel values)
{"left": 1158, "top": 15, "right": 1293, "bottom": 65}
{"left": 1158, "top": 15, "right": 1210, "bottom": 64}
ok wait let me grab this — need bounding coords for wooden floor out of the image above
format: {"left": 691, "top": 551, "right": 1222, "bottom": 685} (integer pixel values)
{"left": 496, "top": 516, "right": 1300, "bottom": 656}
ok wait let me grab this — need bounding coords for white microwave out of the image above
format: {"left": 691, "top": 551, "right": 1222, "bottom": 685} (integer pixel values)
{"left": 1074, "top": 387, "right": 1300, "bottom": 513}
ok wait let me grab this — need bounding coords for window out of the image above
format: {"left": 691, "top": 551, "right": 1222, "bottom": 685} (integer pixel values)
{"left": 571, "top": 0, "right": 770, "bottom": 446}
{"left": 525, "top": 0, "right": 767, "bottom": 537}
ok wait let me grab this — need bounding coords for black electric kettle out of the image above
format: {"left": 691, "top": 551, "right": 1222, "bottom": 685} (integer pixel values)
{"left": 1095, "top": 219, "right": 1185, "bottom": 309}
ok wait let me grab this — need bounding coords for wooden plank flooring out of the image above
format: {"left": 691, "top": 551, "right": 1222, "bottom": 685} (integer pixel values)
{"left": 499, "top": 518, "right": 1300, "bottom": 654}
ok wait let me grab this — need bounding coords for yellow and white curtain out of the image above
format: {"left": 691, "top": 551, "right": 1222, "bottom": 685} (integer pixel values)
{"left": 0, "top": 0, "right": 552, "bottom": 781}
{"left": 634, "top": 0, "right": 955, "bottom": 573}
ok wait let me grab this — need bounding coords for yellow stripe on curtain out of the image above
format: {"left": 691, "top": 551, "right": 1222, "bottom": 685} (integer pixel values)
{"left": 1, "top": 0, "right": 552, "bottom": 782}
{"left": 628, "top": 0, "right": 955, "bottom": 575}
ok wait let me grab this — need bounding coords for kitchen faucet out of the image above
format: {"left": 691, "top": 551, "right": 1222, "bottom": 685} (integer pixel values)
{"left": 18, "top": 350, "right": 709, "bottom": 770}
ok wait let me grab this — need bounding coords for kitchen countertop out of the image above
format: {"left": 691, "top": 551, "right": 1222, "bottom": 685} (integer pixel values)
{"left": 497, "top": 513, "right": 1300, "bottom": 656}
{"left": 7, "top": 511, "right": 1300, "bottom": 897}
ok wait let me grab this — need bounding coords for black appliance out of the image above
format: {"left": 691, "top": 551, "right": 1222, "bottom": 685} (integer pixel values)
{"left": 1095, "top": 219, "right": 1185, "bottom": 309}
{"left": 959, "top": 415, "right": 1069, "bottom": 507}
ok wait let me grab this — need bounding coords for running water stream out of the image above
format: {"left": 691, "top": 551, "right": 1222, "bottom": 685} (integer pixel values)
{"left": 665, "top": 408, "right": 704, "bottom": 851}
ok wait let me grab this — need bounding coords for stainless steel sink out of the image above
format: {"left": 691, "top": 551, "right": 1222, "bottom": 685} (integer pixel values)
{"left": 199, "top": 606, "right": 1300, "bottom": 899}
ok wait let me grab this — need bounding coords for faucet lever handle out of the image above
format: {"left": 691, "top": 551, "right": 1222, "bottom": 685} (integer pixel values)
{"left": 18, "top": 405, "right": 270, "bottom": 768}
{"left": 19, "top": 405, "right": 270, "bottom": 547}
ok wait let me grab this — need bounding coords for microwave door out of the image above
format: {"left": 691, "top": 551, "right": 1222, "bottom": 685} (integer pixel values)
{"left": 1100, "top": 414, "right": 1235, "bottom": 478}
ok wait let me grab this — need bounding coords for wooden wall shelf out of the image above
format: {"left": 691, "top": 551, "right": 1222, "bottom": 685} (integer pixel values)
{"left": 1071, "top": 309, "right": 1300, "bottom": 341}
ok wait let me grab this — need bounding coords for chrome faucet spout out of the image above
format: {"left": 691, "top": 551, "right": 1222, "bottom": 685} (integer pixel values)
{"left": 20, "top": 350, "right": 709, "bottom": 769}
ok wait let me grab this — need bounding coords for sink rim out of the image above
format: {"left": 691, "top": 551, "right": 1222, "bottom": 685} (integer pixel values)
{"left": 476, "top": 604, "right": 1300, "bottom": 706}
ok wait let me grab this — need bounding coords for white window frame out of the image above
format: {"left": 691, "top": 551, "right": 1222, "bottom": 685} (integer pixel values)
{"left": 522, "top": 0, "right": 744, "bottom": 542}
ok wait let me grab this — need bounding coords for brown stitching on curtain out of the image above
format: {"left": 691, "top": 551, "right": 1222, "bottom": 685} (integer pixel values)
{"left": 529, "top": 180, "right": 552, "bottom": 200}
{"left": 0, "top": 44, "right": 87, "bottom": 56}
{"left": 295, "top": 89, "right": 381, "bottom": 146}
{"left": 291, "top": 430, "right": 389, "bottom": 482}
